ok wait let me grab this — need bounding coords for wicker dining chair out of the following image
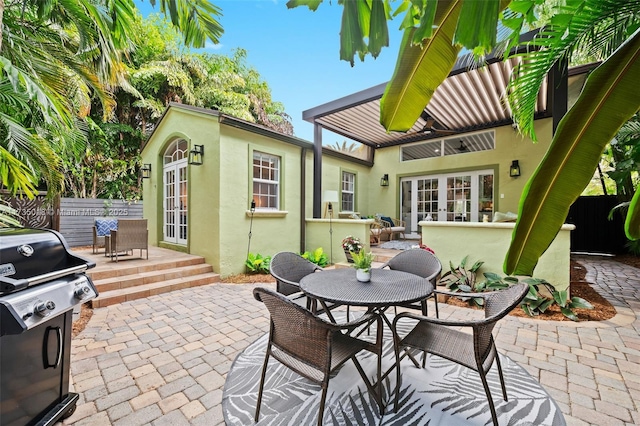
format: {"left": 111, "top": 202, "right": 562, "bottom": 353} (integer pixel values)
{"left": 391, "top": 282, "right": 529, "bottom": 426}
{"left": 380, "top": 248, "right": 442, "bottom": 317}
{"left": 269, "top": 251, "right": 322, "bottom": 310}
{"left": 253, "top": 287, "right": 383, "bottom": 426}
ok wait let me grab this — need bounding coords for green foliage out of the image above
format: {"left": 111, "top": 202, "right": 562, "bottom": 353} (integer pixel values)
{"left": 624, "top": 239, "right": 640, "bottom": 256}
{"left": 520, "top": 278, "right": 593, "bottom": 321}
{"left": 245, "top": 253, "right": 271, "bottom": 274}
{"left": 300, "top": 247, "right": 328, "bottom": 268}
{"left": 350, "top": 251, "right": 374, "bottom": 272}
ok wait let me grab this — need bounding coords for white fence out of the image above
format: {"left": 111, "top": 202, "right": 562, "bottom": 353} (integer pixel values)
{"left": 58, "top": 198, "right": 143, "bottom": 247}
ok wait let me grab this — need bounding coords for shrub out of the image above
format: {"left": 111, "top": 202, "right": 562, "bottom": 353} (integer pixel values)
{"left": 245, "top": 253, "right": 271, "bottom": 274}
{"left": 301, "top": 247, "right": 329, "bottom": 267}
{"left": 520, "top": 278, "right": 593, "bottom": 321}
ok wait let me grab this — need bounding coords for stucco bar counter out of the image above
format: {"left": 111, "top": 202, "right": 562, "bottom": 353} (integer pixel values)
{"left": 420, "top": 221, "right": 575, "bottom": 291}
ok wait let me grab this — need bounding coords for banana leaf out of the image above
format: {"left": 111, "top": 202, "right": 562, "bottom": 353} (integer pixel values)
{"left": 504, "top": 28, "right": 640, "bottom": 276}
{"left": 380, "top": 0, "right": 509, "bottom": 132}
{"left": 380, "top": 0, "right": 462, "bottom": 132}
{"left": 625, "top": 186, "right": 640, "bottom": 239}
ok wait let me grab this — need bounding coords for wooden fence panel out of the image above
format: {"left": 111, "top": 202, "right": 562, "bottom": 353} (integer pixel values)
{"left": 58, "top": 198, "right": 143, "bottom": 247}
{"left": 566, "top": 195, "right": 627, "bottom": 255}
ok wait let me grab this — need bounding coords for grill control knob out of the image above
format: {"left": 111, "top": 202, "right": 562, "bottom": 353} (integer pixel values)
{"left": 34, "top": 301, "right": 56, "bottom": 317}
{"left": 74, "top": 286, "right": 91, "bottom": 300}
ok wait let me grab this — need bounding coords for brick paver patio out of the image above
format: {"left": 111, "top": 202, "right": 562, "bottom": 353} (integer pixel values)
{"left": 62, "top": 255, "right": 640, "bottom": 425}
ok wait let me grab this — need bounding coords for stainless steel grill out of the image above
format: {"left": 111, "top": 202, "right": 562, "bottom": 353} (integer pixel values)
{"left": 0, "top": 227, "right": 98, "bottom": 426}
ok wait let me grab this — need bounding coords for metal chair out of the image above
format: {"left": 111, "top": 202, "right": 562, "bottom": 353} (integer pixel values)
{"left": 380, "top": 248, "right": 442, "bottom": 317}
{"left": 391, "top": 282, "right": 529, "bottom": 426}
{"left": 253, "top": 287, "right": 383, "bottom": 426}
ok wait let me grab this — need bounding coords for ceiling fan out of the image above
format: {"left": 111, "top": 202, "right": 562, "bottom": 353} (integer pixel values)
{"left": 456, "top": 140, "right": 469, "bottom": 152}
{"left": 418, "top": 114, "right": 457, "bottom": 135}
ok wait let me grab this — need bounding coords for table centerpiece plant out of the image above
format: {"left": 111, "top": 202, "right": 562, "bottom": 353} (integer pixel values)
{"left": 351, "top": 250, "right": 374, "bottom": 282}
{"left": 341, "top": 235, "right": 363, "bottom": 263}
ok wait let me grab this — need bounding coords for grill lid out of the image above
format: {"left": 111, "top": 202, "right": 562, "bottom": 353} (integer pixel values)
{"left": 0, "top": 228, "right": 95, "bottom": 294}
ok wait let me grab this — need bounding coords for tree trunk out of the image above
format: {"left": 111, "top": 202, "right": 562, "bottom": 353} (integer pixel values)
{"left": 0, "top": 0, "right": 4, "bottom": 52}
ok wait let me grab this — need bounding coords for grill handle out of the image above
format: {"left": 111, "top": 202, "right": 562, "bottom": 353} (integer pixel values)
{"left": 28, "top": 265, "right": 88, "bottom": 288}
{"left": 43, "top": 326, "right": 62, "bottom": 368}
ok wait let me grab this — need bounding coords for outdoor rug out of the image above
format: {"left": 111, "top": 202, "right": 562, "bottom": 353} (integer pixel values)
{"left": 222, "top": 316, "right": 566, "bottom": 425}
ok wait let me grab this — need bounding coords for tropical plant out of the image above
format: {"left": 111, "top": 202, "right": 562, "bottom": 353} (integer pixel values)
{"left": 350, "top": 250, "right": 374, "bottom": 272}
{"left": 520, "top": 278, "right": 593, "bottom": 321}
{"left": 341, "top": 235, "right": 363, "bottom": 253}
{"left": 291, "top": 0, "right": 640, "bottom": 278}
{"left": 0, "top": 0, "right": 224, "bottom": 225}
{"left": 439, "top": 256, "right": 485, "bottom": 306}
{"left": 301, "top": 247, "right": 329, "bottom": 267}
{"left": 245, "top": 252, "right": 271, "bottom": 274}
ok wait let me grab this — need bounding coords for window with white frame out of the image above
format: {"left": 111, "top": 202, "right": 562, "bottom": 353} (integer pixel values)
{"left": 341, "top": 171, "right": 355, "bottom": 212}
{"left": 253, "top": 151, "right": 280, "bottom": 209}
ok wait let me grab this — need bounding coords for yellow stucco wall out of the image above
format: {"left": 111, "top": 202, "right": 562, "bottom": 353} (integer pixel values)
{"left": 420, "top": 221, "right": 574, "bottom": 291}
{"left": 365, "top": 119, "right": 554, "bottom": 218}
{"left": 142, "top": 107, "right": 311, "bottom": 277}
{"left": 305, "top": 219, "right": 373, "bottom": 264}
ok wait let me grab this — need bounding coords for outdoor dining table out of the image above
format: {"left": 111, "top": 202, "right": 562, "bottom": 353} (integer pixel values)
{"left": 299, "top": 267, "right": 432, "bottom": 327}
{"left": 300, "top": 267, "right": 434, "bottom": 399}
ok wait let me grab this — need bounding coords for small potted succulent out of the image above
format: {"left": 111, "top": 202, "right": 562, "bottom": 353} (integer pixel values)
{"left": 341, "top": 235, "right": 363, "bottom": 263}
{"left": 351, "top": 250, "right": 374, "bottom": 282}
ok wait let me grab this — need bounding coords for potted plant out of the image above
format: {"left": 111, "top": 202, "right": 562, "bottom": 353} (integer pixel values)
{"left": 341, "top": 235, "right": 363, "bottom": 263}
{"left": 351, "top": 250, "right": 374, "bottom": 282}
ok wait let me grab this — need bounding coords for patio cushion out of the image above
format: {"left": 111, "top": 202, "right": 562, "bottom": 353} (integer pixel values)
{"left": 380, "top": 216, "right": 394, "bottom": 226}
{"left": 95, "top": 218, "right": 118, "bottom": 236}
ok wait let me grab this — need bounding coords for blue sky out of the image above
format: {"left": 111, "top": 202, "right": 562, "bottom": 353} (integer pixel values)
{"left": 135, "top": 0, "right": 402, "bottom": 143}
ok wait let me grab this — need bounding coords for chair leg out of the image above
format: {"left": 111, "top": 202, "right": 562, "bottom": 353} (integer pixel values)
{"left": 479, "top": 367, "right": 500, "bottom": 426}
{"left": 254, "top": 350, "right": 271, "bottom": 422}
{"left": 495, "top": 352, "right": 508, "bottom": 401}
{"left": 317, "top": 379, "right": 330, "bottom": 426}
{"left": 393, "top": 338, "right": 403, "bottom": 412}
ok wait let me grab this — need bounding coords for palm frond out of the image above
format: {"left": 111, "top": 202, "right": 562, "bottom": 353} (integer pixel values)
{"left": 507, "top": 0, "right": 640, "bottom": 141}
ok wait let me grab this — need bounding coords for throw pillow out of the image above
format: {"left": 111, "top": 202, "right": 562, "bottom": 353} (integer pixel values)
{"left": 380, "top": 216, "right": 394, "bottom": 226}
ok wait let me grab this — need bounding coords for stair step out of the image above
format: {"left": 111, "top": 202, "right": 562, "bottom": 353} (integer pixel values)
{"left": 94, "top": 264, "right": 214, "bottom": 292}
{"left": 88, "top": 256, "right": 205, "bottom": 281}
{"left": 91, "top": 272, "right": 220, "bottom": 308}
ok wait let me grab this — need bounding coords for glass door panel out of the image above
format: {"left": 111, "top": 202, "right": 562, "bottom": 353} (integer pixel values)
{"left": 163, "top": 162, "right": 188, "bottom": 244}
{"left": 417, "top": 178, "right": 439, "bottom": 222}
{"left": 401, "top": 170, "right": 492, "bottom": 227}
{"left": 478, "top": 174, "right": 494, "bottom": 222}
{"left": 164, "top": 168, "right": 176, "bottom": 243}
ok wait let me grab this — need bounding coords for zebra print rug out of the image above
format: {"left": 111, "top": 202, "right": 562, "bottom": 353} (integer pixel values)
{"left": 223, "top": 321, "right": 566, "bottom": 425}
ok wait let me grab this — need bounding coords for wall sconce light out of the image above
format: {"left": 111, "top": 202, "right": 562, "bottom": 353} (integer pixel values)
{"left": 189, "top": 144, "right": 204, "bottom": 165}
{"left": 510, "top": 160, "right": 521, "bottom": 177}
{"left": 250, "top": 200, "right": 256, "bottom": 213}
{"left": 380, "top": 174, "right": 389, "bottom": 187}
{"left": 141, "top": 164, "right": 152, "bottom": 179}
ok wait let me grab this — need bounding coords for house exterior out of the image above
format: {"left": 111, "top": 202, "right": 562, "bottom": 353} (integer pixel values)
{"left": 141, "top": 60, "right": 592, "bottom": 287}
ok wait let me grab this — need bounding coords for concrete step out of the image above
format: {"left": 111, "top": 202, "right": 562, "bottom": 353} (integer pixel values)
{"left": 88, "top": 256, "right": 206, "bottom": 281}
{"left": 91, "top": 272, "right": 220, "bottom": 308}
{"left": 94, "top": 263, "right": 214, "bottom": 293}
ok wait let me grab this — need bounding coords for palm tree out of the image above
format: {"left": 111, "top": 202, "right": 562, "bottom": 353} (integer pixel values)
{"left": 0, "top": 0, "right": 223, "bottom": 224}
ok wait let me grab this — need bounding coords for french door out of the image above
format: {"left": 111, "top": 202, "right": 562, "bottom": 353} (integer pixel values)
{"left": 401, "top": 170, "right": 494, "bottom": 234}
{"left": 163, "top": 140, "right": 189, "bottom": 245}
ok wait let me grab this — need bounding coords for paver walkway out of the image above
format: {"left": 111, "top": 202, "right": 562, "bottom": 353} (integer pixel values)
{"left": 62, "top": 255, "right": 640, "bottom": 425}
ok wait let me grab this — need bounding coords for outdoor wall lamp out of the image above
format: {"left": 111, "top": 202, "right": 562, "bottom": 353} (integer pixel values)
{"left": 141, "top": 164, "right": 152, "bottom": 179}
{"left": 189, "top": 144, "right": 204, "bottom": 165}
{"left": 510, "top": 160, "right": 521, "bottom": 177}
{"left": 380, "top": 174, "right": 389, "bottom": 187}
{"left": 250, "top": 200, "right": 256, "bottom": 213}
